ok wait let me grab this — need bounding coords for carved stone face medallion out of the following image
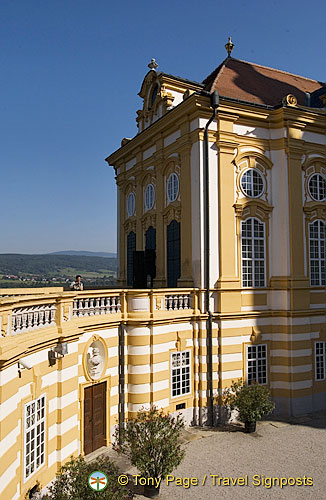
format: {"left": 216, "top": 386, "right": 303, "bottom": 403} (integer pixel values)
{"left": 86, "top": 339, "right": 106, "bottom": 380}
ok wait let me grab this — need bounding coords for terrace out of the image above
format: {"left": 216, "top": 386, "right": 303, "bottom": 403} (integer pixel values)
{"left": 0, "top": 288, "right": 202, "bottom": 367}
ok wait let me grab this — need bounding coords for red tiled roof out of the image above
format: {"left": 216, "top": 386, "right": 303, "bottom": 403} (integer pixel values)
{"left": 202, "top": 58, "right": 324, "bottom": 106}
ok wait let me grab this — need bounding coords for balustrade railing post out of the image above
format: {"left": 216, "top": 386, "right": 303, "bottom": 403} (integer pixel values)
{"left": 95, "top": 298, "right": 100, "bottom": 315}
{"left": 117, "top": 294, "right": 122, "bottom": 313}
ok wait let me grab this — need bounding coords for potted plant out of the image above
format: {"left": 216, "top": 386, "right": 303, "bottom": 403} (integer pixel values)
{"left": 113, "top": 406, "right": 185, "bottom": 498}
{"left": 45, "top": 454, "right": 130, "bottom": 499}
{"left": 223, "top": 379, "right": 275, "bottom": 432}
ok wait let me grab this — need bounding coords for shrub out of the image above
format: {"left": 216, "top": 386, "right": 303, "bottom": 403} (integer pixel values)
{"left": 113, "top": 406, "right": 185, "bottom": 480}
{"left": 44, "top": 454, "right": 130, "bottom": 500}
{"left": 223, "top": 379, "right": 275, "bottom": 423}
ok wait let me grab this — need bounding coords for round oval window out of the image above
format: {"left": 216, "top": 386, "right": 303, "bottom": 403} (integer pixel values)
{"left": 145, "top": 183, "right": 155, "bottom": 211}
{"left": 240, "top": 169, "right": 264, "bottom": 198}
{"left": 308, "top": 173, "right": 326, "bottom": 201}
{"left": 127, "top": 192, "right": 135, "bottom": 217}
{"left": 167, "top": 173, "right": 179, "bottom": 203}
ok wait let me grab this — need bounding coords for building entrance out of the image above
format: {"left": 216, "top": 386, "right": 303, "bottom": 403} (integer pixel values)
{"left": 84, "top": 382, "right": 106, "bottom": 455}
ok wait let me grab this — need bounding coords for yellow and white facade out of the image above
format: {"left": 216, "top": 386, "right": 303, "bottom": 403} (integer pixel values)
{"left": 1, "top": 287, "right": 215, "bottom": 498}
{"left": 0, "top": 56, "right": 325, "bottom": 499}
{"left": 106, "top": 59, "right": 326, "bottom": 417}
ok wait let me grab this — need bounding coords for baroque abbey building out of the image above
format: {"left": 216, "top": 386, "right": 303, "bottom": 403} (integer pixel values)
{"left": 0, "top": 43, "right": 325, "bottom": 498}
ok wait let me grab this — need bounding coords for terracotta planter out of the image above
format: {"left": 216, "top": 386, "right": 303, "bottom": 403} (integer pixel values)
{"left": 244, "top": 421, "right": 256, "bottom": 433}
{"left": 143, "top": 483, "right": 160, "bottom": 498}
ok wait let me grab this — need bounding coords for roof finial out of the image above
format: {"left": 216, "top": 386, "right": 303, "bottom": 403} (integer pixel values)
{"left": 225, "top": 36, "right": 234, "bottom": 57}
{"left": 148, "top": 58, "right": 159, "bottom": 71}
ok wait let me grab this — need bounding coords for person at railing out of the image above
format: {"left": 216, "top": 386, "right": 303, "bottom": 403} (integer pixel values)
{"left": 70, "top": 274, "right": 84, "bottom": 291}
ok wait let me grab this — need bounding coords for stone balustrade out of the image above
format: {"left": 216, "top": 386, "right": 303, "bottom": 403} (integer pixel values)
{"left": 0, "top": 288, "right": 199, "bottom": 337}
{"left": 72, "top": 295, "right": 121, "bottom": 317}
{"left": 11, "top": 304, "right": 56, "bottom": 334}
{"left": 164, "top": 293, "right": 191, "bottom": 310}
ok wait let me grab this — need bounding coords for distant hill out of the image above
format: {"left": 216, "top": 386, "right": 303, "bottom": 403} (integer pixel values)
{"left": 49, "top": 250, "right": 117, "bottom": 258}
{"left": 0, "top": 253, "right": 117, "bottom": 278}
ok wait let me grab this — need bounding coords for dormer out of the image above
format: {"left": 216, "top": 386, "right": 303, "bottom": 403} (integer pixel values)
{"left": 136, "top": 59, "right": 202, "bottom": 133}
{"left": 309, "top": 86, "right": 326, "bottom": 108}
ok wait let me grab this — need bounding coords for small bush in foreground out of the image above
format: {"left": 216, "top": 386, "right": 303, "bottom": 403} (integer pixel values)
{"left": 45, "top": 454, "right": 130, "bottom": 500}
{"left": 113, "top": 406, "right": 185, "bottom": 481}
{"left": 223, "top": 379, "right": 275, "bottom": 424}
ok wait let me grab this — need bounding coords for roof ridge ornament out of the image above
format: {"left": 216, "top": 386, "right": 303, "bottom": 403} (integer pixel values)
{"left": 225, "top": 36, "right": 234, "bottom": 57}
{"left": 148, "top": 58, "right": 159, "bottom": 71}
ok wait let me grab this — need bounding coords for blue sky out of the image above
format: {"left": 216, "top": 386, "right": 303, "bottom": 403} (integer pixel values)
{"left": 1, "top": 0, "right": 325, "bottom": 254}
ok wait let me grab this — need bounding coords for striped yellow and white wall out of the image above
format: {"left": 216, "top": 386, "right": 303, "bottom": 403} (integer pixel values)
{"left": 0, "top": 288, "right": 325, "bottom": 499}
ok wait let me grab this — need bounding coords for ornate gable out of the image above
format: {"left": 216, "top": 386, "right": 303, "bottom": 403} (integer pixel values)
{"left": 136, "top": 59, "right": 201, "bottom": 133}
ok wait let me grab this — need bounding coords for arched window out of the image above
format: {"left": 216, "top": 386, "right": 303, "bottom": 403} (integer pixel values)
{"left": 309, "top": 220, "right": 325, "bottom": 286}
{"left": 127, "top": 231, "right": 136, "bottom": 286}
{"left": 167, "top": 220, "right": 180, "bottom": 287}
{"left": 149, "top": 84, "right": 159, "bottom": 109}
{"left": 145, "top": 226, "right": 156, "bottom": 251}
{"left": 241, "top": 218, "right": 265, "bottom": 287}
{"left": 145, "top": 226, "right": 156, "bottom": 284}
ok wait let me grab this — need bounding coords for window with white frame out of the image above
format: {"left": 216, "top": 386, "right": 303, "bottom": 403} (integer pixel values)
{"left": 308, "top": 173, "right": 326, "bottom": 201}
{"left": 240, "top": 169, "right": 264, "bottom": 198}
{"left": 247, "top": 344, "right": 267, "bottom": 384}
{"left": 315, "top": 342, "right": 326, "bottom": 380}
{"left": 144, "top": 183, "right": 155, "bottom": 211}
{"left": 309, "top": 220, "right": 325, "bottom": 286}
{"left": 241, "top": 218, "right": 265, "bottom": 287}
{"left": 171, "top": 350, "right": 191, "bottom": 397}
{"left": 167, "top": 173, "right": 179, "bottom": 203}
{"left": 24, "top": 395, "right": 46, "bottom": 481}
{"left": 126, "top": 192, "right": 135, "bottom": 217}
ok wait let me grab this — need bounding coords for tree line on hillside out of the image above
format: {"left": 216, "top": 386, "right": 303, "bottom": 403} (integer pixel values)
{"left": 0, "top": 254, "right": 117, "bottom": 276}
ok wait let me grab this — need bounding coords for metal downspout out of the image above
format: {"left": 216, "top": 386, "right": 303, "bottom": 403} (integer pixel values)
{"left": 118, "top": 322, "right": 125, "bottom": 442}
{"left": 204, "top": 91, "right": 219, "bottom": 426}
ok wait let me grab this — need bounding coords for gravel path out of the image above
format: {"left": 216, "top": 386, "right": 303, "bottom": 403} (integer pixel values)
{"left": 115, "top": 412, "right": 325, "bottom": 500}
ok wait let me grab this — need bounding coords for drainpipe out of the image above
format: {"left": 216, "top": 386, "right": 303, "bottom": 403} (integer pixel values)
{"left": 118, "top": 322, "right": 125, "bottom": 443}
{"left": 204, "top": 91, "right": 219, "bottom": 426}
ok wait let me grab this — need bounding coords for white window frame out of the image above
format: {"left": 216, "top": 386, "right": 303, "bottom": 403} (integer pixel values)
{"left": 315, "top": 341, "right": 326, "bottom": 381}
{"left": 171, "top": 350, "right": 191, "bottom": 398}
{"left": 144, "top": 183, "right": 155, "bottom": 211}
{"left": 309, "top": 220, "right": 326, "bottom": 286}
{"left": 24, "top": 394, "right": 46, "bottom": 482}
{"left": 308, "top": 173, "right": 326, "bottom": 202}
{"left": 241, "top": 217, "right": 266, "bottom": 288}
{"left": 167, "top": 173, "right": 179, "bottom": 203}
{"left": 240, "top": 168, "right": 264, "bottom": 198}
{"left": 246, "top": 344, "right": 268, "bottom": 385}
{"left": 126, "top": 192, "right": 135, "bottom": 217}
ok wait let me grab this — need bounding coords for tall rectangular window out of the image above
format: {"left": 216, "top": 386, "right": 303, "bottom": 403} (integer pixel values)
{"left": 24, "top": 395, "right": 46, "bottom": 481}
{"left": 167, "top": 220, "right": 181, "bottom": 288}
{"left": 309, "top": 220, "right": 325, "bottom": 286}
{"left": 127, "top": 231, "right": 136, "bottom": 286}
{"left": 315, "top": 342, "right": 326, "bottom": 381}
{"left": 171, "top": 351, "right": 191, "bottom": 397}
{"left": 241, "top": 218, "right": 265, "bottom": 287}
{"left": 247, "top": 344, "right": 267, "bottom": 384}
